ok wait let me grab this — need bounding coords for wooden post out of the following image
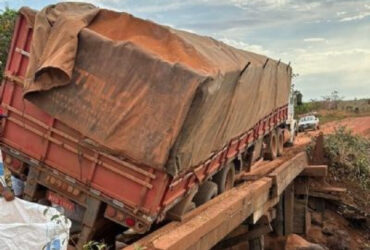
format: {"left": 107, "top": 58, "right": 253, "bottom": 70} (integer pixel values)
{"left": 214, "top": 216, "right": 272, "bottom": 250}
{"left": 293, "top": 177, "right": 310, "bottom": 235}
{"left": 274, "top": 196, "right": 284, "bottom": 236}
{"left": 284, "top": 183, "right": 294, "bottom": 235}
{"left": 76, "top": 197, "right": 102, "bottom": 249}
{"left": 23, "top": 166, "right": 41, "bottom": 201}
{"left": 248, "top": 215, "right": 271, "bottom": 250}
{"left": 249, "top": 234, "right": 264, "bottom": 250}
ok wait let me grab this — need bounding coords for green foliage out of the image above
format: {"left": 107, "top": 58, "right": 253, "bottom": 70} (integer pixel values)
{"left": 134, "top": 244, "right": 147, "bottom": 250}
{"left": 324, "top": 126, "right": 370, "bottom": 190}
{"left": 294, "top": 101, "right": 321, "bottom": 117}
{"left": 0, "top": 8, "right": 17, "bottom": 81}
{"left": 318, "top": 111, "right": 347, "bottom": 124}
{"left": 83, "top": 241, "right": 108, "bottom": 250}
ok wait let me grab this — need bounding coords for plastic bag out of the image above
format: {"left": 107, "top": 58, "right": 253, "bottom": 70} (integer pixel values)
{"left": 0, "top": 198, "right": 71, "bottom": 250}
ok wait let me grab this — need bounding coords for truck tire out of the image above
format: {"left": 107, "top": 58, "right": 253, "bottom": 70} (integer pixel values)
{"left": 185, "top": 202, "right": 196, "bottom": 213}
{"left": 193, "top": 181, "right": 218, "bottom": 207}
{"left": 277, "top": 128, "right": 284, "bottom": 156}
{"left": 264, "top": 130, "right": 278, "bottom": 160}
{"left": 167, "top": 187, "right": 198, "bottom": 219}
{"left": 213, "top": 162, "right": 235, "bottom": 194}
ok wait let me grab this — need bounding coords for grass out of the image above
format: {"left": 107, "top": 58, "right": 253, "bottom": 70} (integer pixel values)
{"left": 316, "top": 110, "right": 370, "bottom": 125}
{"left": 323, "top": 126, "right": 370, "bottom": 190}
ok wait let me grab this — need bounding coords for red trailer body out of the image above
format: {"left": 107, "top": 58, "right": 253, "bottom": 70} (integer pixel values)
{"left": 0, "top": 13, "right": 288, "bottom": 239}
{"left": 1, "top": 14, "right": 171, "bottom": 232}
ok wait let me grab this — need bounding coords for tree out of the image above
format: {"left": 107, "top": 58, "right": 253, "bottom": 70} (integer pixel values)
{"left": 0, "top": 8, "right": 17, "bottom": 81}
{"left": 321, "top": 90, "right": 344, "bottom": 109}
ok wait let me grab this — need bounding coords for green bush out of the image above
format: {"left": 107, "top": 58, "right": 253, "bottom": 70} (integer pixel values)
{"left": 324, "top": 126, "right": 370, "bottom": 190}
{"left": 0, "top": 8, "right": 17, "bottom": 81}
{"left": 294, "top": 101, "right": 321, "bottom": 117}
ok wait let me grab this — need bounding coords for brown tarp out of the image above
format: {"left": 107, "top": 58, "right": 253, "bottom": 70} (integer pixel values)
{"left": 20, "top": 3, "right": 292, "bottom": 177}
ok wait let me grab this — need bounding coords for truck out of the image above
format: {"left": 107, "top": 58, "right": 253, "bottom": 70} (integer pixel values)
{"left": 286, "top": 91, "right": 298, "bottom": 145}
{"left": 0, "top": 3, "right": 293, "bottom": 247}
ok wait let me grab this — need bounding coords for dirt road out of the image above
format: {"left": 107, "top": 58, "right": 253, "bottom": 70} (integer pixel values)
{"left": 295, "top": 116, "right": 370, "bottom": 146}
{"left": 320, "top": 116, "right": 370, "bottom": 136}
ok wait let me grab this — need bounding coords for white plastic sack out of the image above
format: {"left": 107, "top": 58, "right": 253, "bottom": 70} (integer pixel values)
{"left": 0, "top": 198, "right": 71, "bottom": 250}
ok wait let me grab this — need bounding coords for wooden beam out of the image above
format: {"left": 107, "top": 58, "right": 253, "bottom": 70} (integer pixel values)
{"left": 249, "top": 216, "right": 271, "bottom": 250}
{"left": 242, "top": 160, "right": 280, "bottom": 181}
{"left": 124, "top": 151, "right": 310, "bottom": 250}
{"left": 213, "top": 221, "right": 272, "bottom": 249}
{"left": 23, "top": 166, "right": 41, "bottom": 201}
{"left": 124, "top": 178, "right": 272, "bottom": 250}
{"left": 77, "top": 197, "right": 102, "bottom": 249}
{"left": 274, "top": 197, "right": 284, "bottom": 236}
{"left": 284, "top": 183, "right": 294, "bottom": 235}
{"left": 310, "top": 133, "right": 325, "bottom": 165}
{"left": 252, "top": 197, "right": 279, "bottom": 224}
{"left": 269, "top": 152, "right": 307, "bottom": 197}
{"left": 310, "top": 186, "right": 346, "bottom": 193}
{"left": 300, "top": 165, "right": 327, "bottom": 177}
{"left": 295, "top": 182, "right": 346, "bottom": 201}
{"left": 249, "top": 236, "right": 264, "bottom": 250}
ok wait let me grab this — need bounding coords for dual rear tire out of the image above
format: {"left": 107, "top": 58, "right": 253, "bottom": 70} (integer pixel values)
{"left": 193, "top": 181, "right": 218, "bottom": 207}
{"left": 192, "top": 128, "right": 284, "bottom": 208}
{"left": 193, "top": 162, "right": 236, "bottom": 207}
{"left": 213, "top": 162, "right": 235, "bottom": 194}
{"left": 264, "top": 128, "right": 284, "bottom": 160}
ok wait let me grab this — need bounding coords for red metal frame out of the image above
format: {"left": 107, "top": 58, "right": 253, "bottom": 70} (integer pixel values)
{"left": 161, "top": 105, "right": 287, "bottom": 211}
{"left": 0, "top": 14, "right": 288, "bottom": 232}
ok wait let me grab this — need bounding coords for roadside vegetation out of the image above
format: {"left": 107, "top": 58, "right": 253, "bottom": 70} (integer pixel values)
{"left": 0, "top": 8, "right": 17, "bottom": 81}
{"left": 295, "top": 90, "right": 370, "bottom": 124}
{"left": 323, "top": 126, "right": 370, "bottom": 190}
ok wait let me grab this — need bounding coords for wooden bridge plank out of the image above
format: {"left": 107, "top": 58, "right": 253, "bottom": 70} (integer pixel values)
{"left": 268, "top": 152, "right": 308, "bottom": 197}
{"left": 300, "top": 165, "right": 327, "bottom": 177}
{"left": 124, "top": 151, "right": 309, "bottom": 250}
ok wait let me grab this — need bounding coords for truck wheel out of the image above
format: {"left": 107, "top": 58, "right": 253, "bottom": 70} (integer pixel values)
{"left": 277, "top": 128, "right": 284, "bottom": 156}
{"left": 264, "top": 130, "right": 278, "bottom": 160}
{"left": 167, "top": 188, "right": 198, "bottom": 218}
{"left": 185, "top": 202, "right": 196, "bottom": 213}
{"left": 213, "top": 162, "right": 235, "bottom": 194}
{"left": 193, "top": 181, "right": 218, "bottom": 207}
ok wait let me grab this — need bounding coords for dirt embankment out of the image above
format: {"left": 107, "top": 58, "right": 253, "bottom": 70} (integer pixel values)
{"left": 298, "top": 116, "right": 370, "bottom": 250}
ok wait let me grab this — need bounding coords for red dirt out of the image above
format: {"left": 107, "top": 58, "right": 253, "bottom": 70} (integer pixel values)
{"left": 306, "top": 210, "right": 369, "bottom": 250}
{"left": 298, "top": 116, "right": 370, "bottom": 250}
{"left": 293, "top": 116, "right": 370, "bottom": 147}
{"left": 320, "top": 116, "right": 370, "bottom": 137}
{"left": 298, "top": 116, "right": 370, "bottom": 213}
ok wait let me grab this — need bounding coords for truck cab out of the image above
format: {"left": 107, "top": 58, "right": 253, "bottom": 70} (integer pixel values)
{"left": 285, "top": 92, "right": 298, "bottom": 145}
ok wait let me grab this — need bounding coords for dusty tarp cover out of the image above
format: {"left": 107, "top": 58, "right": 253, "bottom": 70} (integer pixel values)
{"left": 21, "top": 3, "right": 292, "bottom": 176}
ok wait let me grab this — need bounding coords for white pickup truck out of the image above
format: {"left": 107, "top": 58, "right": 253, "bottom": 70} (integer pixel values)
{"left": 298, "top": 115, "right": 320, "bottom": 132}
